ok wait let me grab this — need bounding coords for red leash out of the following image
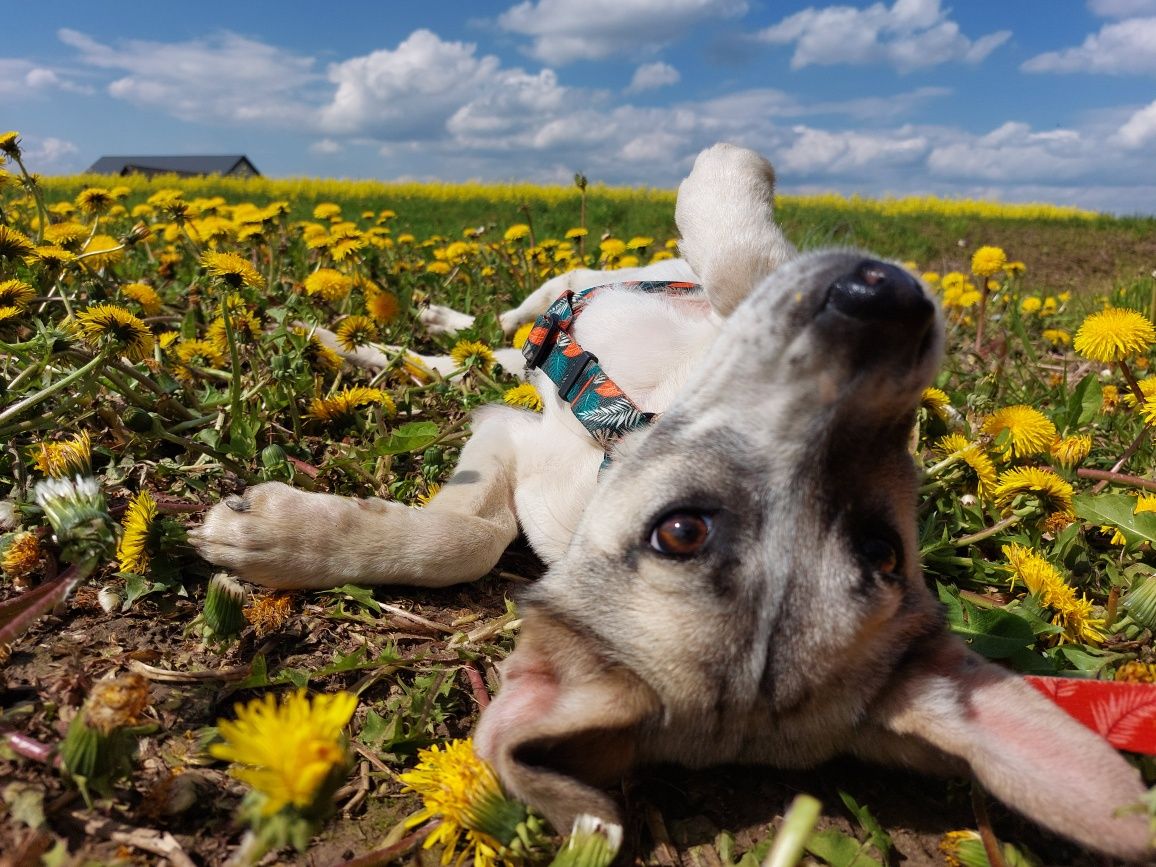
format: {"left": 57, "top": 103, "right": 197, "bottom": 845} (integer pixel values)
{"left": 1026, "top": 676, "right": 1156, "bottom": 754}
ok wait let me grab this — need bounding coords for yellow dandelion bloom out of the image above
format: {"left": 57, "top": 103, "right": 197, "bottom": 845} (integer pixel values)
{"left": 244, "top": 592, "right": 295, "bottom": 636}
{"left": 426, "top": 260, "right": 452, "bottom": 276}
{"left": 994, "top": 466, "right": 1074, "bottom": 515}
{"left": 1002, "top": 544, "right": 1104, "bottom": 645}
{"left": 0, "top": 226, "right": 36, "bottom": 259}
{"left": 1004, "top": 260, "right": 1027, "bottom": 276}
{"left": 599, "top": 238, "right": 626, "bottom": 258}
{"left": 1049, "top": 434, "right": 1092, "bottom": 469}
{"left": 920, "top": 387, "right": 951, "bottom": 421}
{"left": 511, "top": 321, "right": 534, "bottom": 349}
{"left": 2, "top": 532, "right": 44, "bottom": 581}
{"left": 308, "top": 387, "right": 395, "bottom": 423}
{"left": 210, "top": 689, "right": 356, "bottom": 816}
{"left": 1020, "top": 296, "right": 1042, "bottom": 315}
{"left": 1073, "top": 307, "right": 1155, "bottom": 363}
{"left": 0, "top": 279, "right": 34, "bottom": 310}
{"left": 1101, "top": 384, "right": 1121, "bottom": 412}
{"left": 76, "top": 187, "right": 115, "bottom": 214}
{"left": 43, "top": 221, "right": 88, "bottom": 248}
{"left": 0, "top": 305, "right": 19, "bottom": 326}
{"left": 121, "top": 282, "right": 162, "bottom": 315}
{"left": 451, "top": 340, "right": 495, "bottom": 373}
{"left": 30, "top": 245, "right": 77, "bottom": 269}
{"left": 34, "top": 431, "right": 92, "bottom": 478}
{"left": 201, "top": 251, "right": 265, "bottom": 290}
{"left": 0, "top": 130, "right": 21, "bottom": 157}
{"left": 335, "top": 315, "right": 378, "bottom": 351}
{"left": 626, "top": 236, "right": 654, "bottom": 250}
{"left": 117, "top": 490, "right": 158, "bottom": 575}
{"left": 1042, "top": 328, "right": 1070, "bottom": 347}
{"left": 74, "top": 303, "right": 155, "bottom": 362}
{"left": 503, "top": 224, "right": 531, "bottom": 242}
{"left": 80, "top": 233, "right": 124, "bottom": 269}
{"left": 401, "top": 739, "right": 523, "bottom": 867}
{"left": 981, "top": 405, "right": 1057, "bottom": 459}
{"left": 175, "top": 339, "right": 227, "bottom": 380}
{"left": 503, "top": 383, "right": 544, "bottom": 412}
{"left": 935, "top": 433, "right": 997, "bottom": 500}
{"left": 970, "top": 245, "right": 1007, "bottom": 278}
{"left": 365, "top": 288, "right": 400, "bottom": 323}
{"left": 312, "top": 202, "right": 342, "bottom": 220}
{"left": 565, "top": 227, "right": 589, "bottom": 239}
{"left": 1115, "top": 661, "right": 1156, "bottom": 683}
{"left": 300, "top": 270, "right": 349, "bottom": 302}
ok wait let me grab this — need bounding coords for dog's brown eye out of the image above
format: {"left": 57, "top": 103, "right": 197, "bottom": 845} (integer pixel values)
{"left": 650, "top": 511, "right": 713, "bottom": 557}
{"left": 861, "top": 538, "right": 898, "bottom": 574}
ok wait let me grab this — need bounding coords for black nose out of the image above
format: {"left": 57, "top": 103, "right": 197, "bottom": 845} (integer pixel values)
{"left": 827, "top": 260, "right": 932, "bottom": 322}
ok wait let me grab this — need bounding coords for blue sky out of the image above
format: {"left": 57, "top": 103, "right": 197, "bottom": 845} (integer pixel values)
{"left": 4, "top": 0, "right": 1156, "bottom": 213}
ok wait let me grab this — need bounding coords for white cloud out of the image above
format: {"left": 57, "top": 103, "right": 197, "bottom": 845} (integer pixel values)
{"left": 755, "top": 0, "right": 1010, "bottom": 72}
{"left": 498, "top": 0, "right": 747, "bottom": 64}
{"left": 627, "top": 62, "right": 681, "bottom": 93}
{"left": 58, "top": 28, "right": 319, "bottom": 126}
{"left": 1022, "top": 17, "right": 1156, "bottom": 75}
{"left": 1116, "top": 99, "right": 1156, "bottom": 147}
{"left": 926, "top": 121, "right": 1093, "bottom": 183}
{"left": 309, "top": 138, "right": 343, "bottom": 155}
{"left": 778, "top": 126, "right": 928, "bottom": 175}
{"left": 21, "top": 136, "right": 80, "bottom": 170}
{"left": 1088, "top": 0, "right": 1156, "bottom": 17}
{"left": 0, "top": 58, "right": 91, "bottom": 97}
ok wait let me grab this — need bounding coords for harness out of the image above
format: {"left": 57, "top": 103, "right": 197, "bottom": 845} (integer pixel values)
{"left": 521, "top": 280, "right": 702, "bottom": 462}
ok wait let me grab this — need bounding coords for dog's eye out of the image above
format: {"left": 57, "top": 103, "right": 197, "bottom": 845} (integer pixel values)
{"left": 650, "top": 511, "right": 714, "bottom": 557}
{"left": 860, "top": 537, "right": 899, "bottom": 574}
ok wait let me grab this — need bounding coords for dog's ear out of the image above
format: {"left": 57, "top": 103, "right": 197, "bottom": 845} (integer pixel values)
{"left": 857, "top": 636, "right": 1151, "bottom": 861}
{"left": 473, "top": 613, "right": 661, "bottom": 833}
{"left": 675, "top": 143, "right": 796, "bottom": 318}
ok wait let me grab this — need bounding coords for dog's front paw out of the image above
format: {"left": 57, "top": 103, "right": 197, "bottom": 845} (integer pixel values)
{"left": 190, "top": 482, "right": 332, "bottom": 588}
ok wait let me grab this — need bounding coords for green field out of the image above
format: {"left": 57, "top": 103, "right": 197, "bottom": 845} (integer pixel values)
{"left": 4, "top": 140, "right": 1156, "bottom": 866}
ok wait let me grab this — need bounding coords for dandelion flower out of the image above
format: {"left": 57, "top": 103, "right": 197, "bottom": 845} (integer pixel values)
{"left": 1042, "top": 328, "right": 1070, "bottom": 347}
{"left": 76, "top": 187, "right": 116, "bottom": 214}
{"left": 503, "top": 383, "right": 544, "bottom": 412}
{"left": 34, "top": 432, "right": 92, "bottom": 478}
{"left": 201, "top": 251, "right": 265, "bottom": 290}
{"left": 503, "top": 224, "right": 531, "bottom": 242}
{"left": 426, "top": 261, "right": 452, "bottom": 276}
{"left": 1002, "top": 544, "right": 1104, "bottom": 644}
{"left": 1115, "top": 661, "right": 1156, "bottom": 683}
{"left": 0, "top": 305, "right": 19, "bottom": 325}
{"left": 565, "top": 227, "right": 589, "bottom": 239}
{"left": 74, "top": 303, "right": 155, "bottom": 362}
{"left": 210, "top": 689, "right": 356, "bottom": 816}
{"left": 0, "top": 130, "right": 21, "bottom": 157}
{"left": 935, "top": 434, "right": 997, "bottom": 500}
{"left": 303, "top": 268, "right": 354, "bottom": 302}
{"left": 117, "top": 490, "right": 158, "bottom": 575}
{"left": 599, "top": 238, "right": 626, "bottom": 258}
{"left": 512, "top": 321, "right": 534, "bottom": 350}
{"left": 43, "top": 222, "right": 88, "bottom": 248}
{"left": 0, "top": 279, "right": 34, "bottom": 310}
{"left": 312, "top": 202, "right": 342, "bottom": 221}
{"left": 309, "top": 387, "right": 395, "bottom": 423}
{"left": 0, "top": 226, "right": 35, "bottom": 259}
{"left": 626, "top": 236, "right": 654, "bottom": 250}
{"left": 122, "top": 282, "right": 163, "bottom": 315}
{"left": 2, "top": 532, "right": 44, "bottom": 581}
{"left": 1102, "top": 384, "right": 1121, "bottom": 413}
{"left": 363, "top": 283, "right": 400, "bottom": 323}
{"left": 920, "top": 387, "right": 951, "bottom": 421}
{"left": 1073, "top": 308, "right": 1155, "bottom": 363}
{"left": 981, "top": 405, "right": 1057, "bottom": 459}
{"left": 401, "top": 739, "right": 526, "bottom": 867}
{"left": 29, "top": 245, "right": 77, "bottom": 269}
{"left": 1049, "top": 434, "right": 1092, "bottom": 469}
{"left": 175, "top": 339, "right": 226, "bottom": 380}
{"left": 994, "top": 466, "right": 1074, "bottom": 516}
{"left": 970, "top": 245, "right": 1007, "bottom": 278}
{"left": 451, "top": 340, "right": 495, "bottom": 373}
{"left": 335, "top": 315, "right": 378, "bottom": 351}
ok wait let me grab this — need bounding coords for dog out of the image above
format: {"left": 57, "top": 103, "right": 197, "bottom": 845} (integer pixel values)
{"left": 192, "top": 144, "right": 1150, "bottom": 861}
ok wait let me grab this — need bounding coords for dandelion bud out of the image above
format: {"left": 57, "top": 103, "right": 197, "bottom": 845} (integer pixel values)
{"left": 547, "top": 815, "right": 623, "bottom": 867}
{"left": 574, "top": 172, "right": 588, "bottom": 192}
{"left": 120, "top": 222, "right": 152, "bottom": 246}
{"left": 60, "top": 674, "right": 150, "bottom": 804}
{"left": 204, "top": 573, "right": 246, "bottom": 639}
{"left": 34, "top": 476, "right": 116, "bottom": 564}
{"left": 1124, "top": 575, "right": 1156, "bottom": 632}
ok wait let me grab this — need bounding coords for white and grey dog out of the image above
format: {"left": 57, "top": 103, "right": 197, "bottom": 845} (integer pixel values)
{"left": 192, "top": 144, "right": 1150, "bottom": 861}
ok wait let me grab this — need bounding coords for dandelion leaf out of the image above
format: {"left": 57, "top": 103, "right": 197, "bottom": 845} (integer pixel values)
{"left": 374, "top": 421, "right": 440, "bottom": 456}
{"left": 1075, "top": 492, "right": 1156, "bottom": 547}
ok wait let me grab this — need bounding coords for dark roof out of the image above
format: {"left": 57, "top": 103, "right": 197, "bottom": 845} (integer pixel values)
{"left": 85, "top": 155, "right": 260, "bottom": 177}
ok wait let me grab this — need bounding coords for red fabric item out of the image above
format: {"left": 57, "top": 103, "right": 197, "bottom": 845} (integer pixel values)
{"left": 1026, "top": 675, "right": 1156, "bottom": 755}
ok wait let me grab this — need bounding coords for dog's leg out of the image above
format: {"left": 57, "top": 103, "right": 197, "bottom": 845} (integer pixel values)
{"left": 191, "top": 406, "right": 534, "bottom": 588}
{"left": 419, "top": 304, "right": 476, "bottom": 336}
{"left": 309, "top": 325, "right": 526, "bottom": 379}
{"left": 675, "top": 143, "right": 796, "bottom": 316}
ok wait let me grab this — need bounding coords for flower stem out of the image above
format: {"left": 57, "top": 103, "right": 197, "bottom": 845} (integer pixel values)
{"left": 0, "top": 349, "right": 110, "bottom": 427}
{"left": 762, "top": 794, "right": 822, "bottom": 867}
{"left": 1118, "top": 358, "right": 1147, "bottom": 406}
{"left": 952, "top": 514, "right": 1021, "bottom": 548}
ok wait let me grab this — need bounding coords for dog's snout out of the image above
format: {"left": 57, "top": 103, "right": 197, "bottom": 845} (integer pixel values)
{"left": 827, "top": 260, "right": 931, "bottom": 323}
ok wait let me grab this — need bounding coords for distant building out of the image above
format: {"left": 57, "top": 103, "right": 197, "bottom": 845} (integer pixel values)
{"left": 85, "top": 155, "right": 260, "bottom": 178}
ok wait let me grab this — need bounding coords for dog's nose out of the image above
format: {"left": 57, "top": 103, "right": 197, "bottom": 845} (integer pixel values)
{"left": 827, "top": 260, "right": 932, "bottom": 322}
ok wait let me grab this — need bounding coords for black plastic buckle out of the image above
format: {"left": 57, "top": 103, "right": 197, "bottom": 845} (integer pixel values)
{"left": 559, "top": 350, "right": 599, "bottom": 402}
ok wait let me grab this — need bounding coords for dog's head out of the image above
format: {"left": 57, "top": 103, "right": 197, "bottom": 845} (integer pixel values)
{"left": 476, "top": 149, "right": 1150, "bottom": 861}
